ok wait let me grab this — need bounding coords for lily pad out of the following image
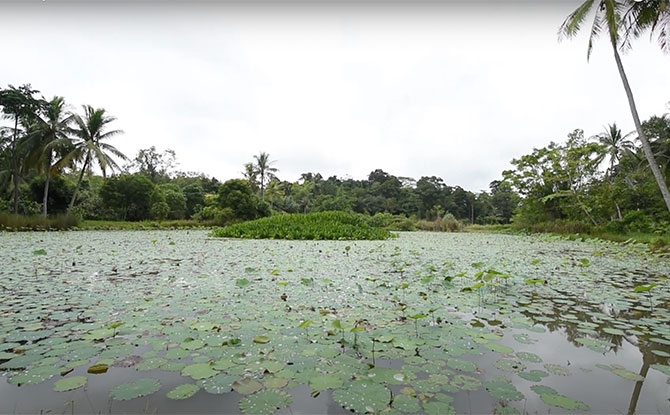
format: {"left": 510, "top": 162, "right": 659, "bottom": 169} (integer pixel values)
{"left": 166, "top": 383, "right": 200, "bottom": 400}
{"left": 110, "top": 378, "right": 161, "bottom": 401}
{"left": 333, "top": 380, "right": 391, "bottom": 414}
{"left": 239, "top": 390, "right": 292, "bottom": 415}
{"left": 54, "top": 376, "right": 88, "bottom": 392}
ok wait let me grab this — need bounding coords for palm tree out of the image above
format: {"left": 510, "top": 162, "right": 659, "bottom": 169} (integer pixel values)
{"left": 622, "top": 0, "right": 670, "bottom": 52}
{"left": 597, "top": 123, "right": 635, "bottom": 175}
{"left": 253, "top": 152, "right": 278, "bottom": 201}
{"left": 25, "top": 97, "right": 74, "bottom": 217}
{"left": 58, "top": 105, "right": 127, "bottom": 209}
{"left": 560, "top": 0, "right": 670, "bottom": 213}
{"left": 242, "top": 162, "right": 258, "bottom": 192}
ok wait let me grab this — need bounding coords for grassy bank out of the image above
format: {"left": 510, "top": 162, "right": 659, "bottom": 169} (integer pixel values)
{"left": 78, "top": 219, "right": 218, "bottom": 230}
{"left": 0, "top": 213, "right": 79, "bottom": 231}
{"left": 467, "top": 223, "right": 670, "bottom": 251}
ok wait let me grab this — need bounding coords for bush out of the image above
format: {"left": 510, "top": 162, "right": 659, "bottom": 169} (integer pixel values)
{"left": 367, "top": 212, "right": 394, "bottom": 228}
{"left": 0, "top": 213, "right": 79, "bottom": 231}
{"left": 210, "top": 211, "right": 394, "bottom": 240}
{"left": 416, "top": 213, "right": 465, "bottom": 232}
{"left": 601, "top": 211, "right": 654, "bottom": 234}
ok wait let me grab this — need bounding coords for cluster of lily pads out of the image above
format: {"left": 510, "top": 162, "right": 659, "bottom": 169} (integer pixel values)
{"left": 0, "top": 231, "right": 669, "bottom": 414}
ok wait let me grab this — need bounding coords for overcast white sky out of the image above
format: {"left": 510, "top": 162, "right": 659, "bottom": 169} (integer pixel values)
{"left": 2, "top": 1, "right": 669, "bottom": 192}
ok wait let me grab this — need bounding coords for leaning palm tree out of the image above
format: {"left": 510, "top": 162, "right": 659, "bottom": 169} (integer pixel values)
{"left": 560, "top": 0, "right": 670, "bottom": 212}
{"left": 597, "top": 123, "right": 635, "bottom": 175}
{"left": 24, "top": 97, "right": 74, "bottom": 217}
{"left": 58, "top": 105, "right": 127, "bottom": 209}
{"left": 253, "top": 152, "right": 278, "bottom": 200}
{"left": 622, "top": 0, "right": 670, "bottom": 52}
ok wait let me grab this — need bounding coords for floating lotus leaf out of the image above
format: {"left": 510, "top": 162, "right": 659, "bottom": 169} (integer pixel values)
{"left": 650, "top": 364, "right": 670, "bottom": 376}
{"left": 309, "top": 374, "right": 343, "bottom": 392}
{"left": 110, "top": 378, "right": 161, "bottom": 401}
{"left": 392, "top": 394, "right": 421, "bottom": 413}
{"left": 166, "top": 383, "right": 200, "bottom": 400}
{"left": 446, "top": 359, "right": 476, "bottom": 372}
{"left": 512, "top": 334, "right": 536, "bottom": 344}
{"left": 232, "top": 378, "right": 264, "bottom": 395}
{"left": 180, "top": 363, "right": 217, "bottom": 380}
{"left": 515, "top": 352, "right": 542, "bottom": 363}
{"left": 610, "top": 365, "right": 645, "bottom": 381}
{"left": 198, "top": 374, "right": 238, "bottom": 394}
{"left": 0, "top": 353, "right": 42, "bottom": 369}
{"left": 450, "top": 374, "right": 481, "bottom": 391}
{"left": 518, "top": 370, "right": 549, "bottom": 382}
{"left": 367, "top": 368, "right": 409, "bottom": 385}
{"left": 544, "top": 363, "right": 570, "bottom": 376}
{"left": 486, "top": 343, "right": 514, "bottom": 354}
{"left": 484, "top": 381, "right": 524, "bottom": 401}
{"left": 494, "top": 359, "right": 525, "bottom": 373}
{"left": 54, "top": 376, "right": 87, "bottom": 392}
{"left": 423, "top": 400, "right": 455, "bottom": 415}
{"left": 0, "top": 351, "right": 19, "bottom": 360}
{"left": 540, "top": 393, "right": 590, "bottom": 411}
{"left": 8, "top": 366, "right": 62, "bottom": 386}
{"left": 333, "top": 380, "right": 391, "bottom": 414}
{"left": 602, "top": 327, "right": 625, "bottom": 336}
{"left": 239, "top": 390, "right": 292, "bottom": 415}
{"left": 263, "top": 376, "right": 288, "bottom": 389}
{"left": 494, "top": 404, "right": 520, "bottom": 415}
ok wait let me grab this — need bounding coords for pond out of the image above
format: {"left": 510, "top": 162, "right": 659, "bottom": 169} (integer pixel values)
{"left": 0, "top": 230, "right": 669, "bottom": 414}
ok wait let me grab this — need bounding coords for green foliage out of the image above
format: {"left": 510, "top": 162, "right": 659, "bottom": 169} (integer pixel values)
{"left": 211, "top": 211, "right": 393, "bottom": 240}
{"left": 416, "top": 213, "right": 465, "bottom": 232}
{"left": 0, "top": 212, "right": 79, "bottom": 231}
{"left": 99, "top": 174, "right": 156, "bottom": 221}
{"left": 218, "top": 179, "right": 269, "bottom": 221}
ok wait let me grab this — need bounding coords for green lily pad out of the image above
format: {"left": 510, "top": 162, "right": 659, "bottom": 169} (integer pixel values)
{"left": 166, "top": 383, "right": 200, "bottom": 400}
{"left": 54, "top": 376, "right": 88, "bottom": 392}
{"left": 611, "top": 365, "right": 645, "bottom": 382}
{"left": 447, "top": 359, "right": 477, "bottom": 372}
{"left": 484, "top": 381, "right": 524, "bottom": 401}
{"left": 253, "top": 335, "right": 270, "bottom": 344}
{"left": 392, "top": 394, "right": 421, "bottom": 413}
{"left": 110, "top": 378, "right": 161, "bottom": 401}
{"left": 232, "top": 378, "right": 264, "bottom": 395}
{"left": 544, "top": 363, "right": 570, "bottom": 376}
{"left": 518, "top": 370, "right": 549, "bottom": 382}
{"left": 540, "top": 393, "right": 590, "bottom": 411}
{"left": 494, "top": 359, "right": 525, "bottom": 373}
{"left": 423, "top": 400, "right": 455, "bottom": 415}
{"left": 198, "top": 374, "right": 238, "bottom": 394}
{"left": 309, "top": 374, "right": 343, "bottom": 392}
{"left": 181, "top": 363, "right": 218, "bottom": 380}
{"left": 650, "top": 364, "right": 670, "bottom": 376}
{"left": 239, "top": 390, "right": 292, "bottom": 415}
{"left": 515, "top": 352, "right": 542, "bottom": 363}
{"left": 333, "top": 380, "right": 391, "bottom": 414}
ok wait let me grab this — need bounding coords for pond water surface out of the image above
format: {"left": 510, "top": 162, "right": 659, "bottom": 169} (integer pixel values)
{"left": 0, "top": 230, "right": 669, "bottom": 414}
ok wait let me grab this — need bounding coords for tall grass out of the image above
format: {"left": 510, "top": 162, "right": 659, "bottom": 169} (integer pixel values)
{"left": 0, "top": 213, "right": 80, "bottom": 231}
{"left": 415, "top": 213, "right": 465, "bottom": 232}
{"left": 211, "top": 211, "right": 393, "bottom": 240}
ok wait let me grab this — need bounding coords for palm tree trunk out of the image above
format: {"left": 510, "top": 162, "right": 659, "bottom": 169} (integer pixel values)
{"left": 69, "top": 151, "right": 90, "bottom": 210}
{"left": 612, "top": 42, "right": 670, "bottom": 212}
{"left": 11, "top": 116, "right": 19, "bottom": 215}
{"left": 42, "top": 166, "right": 51, "bottom": 218}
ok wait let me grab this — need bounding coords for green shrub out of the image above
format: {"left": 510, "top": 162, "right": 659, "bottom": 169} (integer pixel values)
{"left": 0, "top": 213, "right": 79, "bottom": 231}
{"left": 210, "top": 211, "right": 393, "bottom": 240}
{"left": 416, "top": 213, "right": 465, "bottom": 232}
{"left": 514, "top": 219, "right": 592, "bottom": 235}
{"left": 367, "top": 212, "right": 394, "bottom": 228}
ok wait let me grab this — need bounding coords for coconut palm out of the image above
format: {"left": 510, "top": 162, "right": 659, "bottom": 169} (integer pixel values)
{"left": 24, "top": 97, "right": 74, "bottom": 217}
{"left": 560, "top": 0, "right": 670, "bottom": 212}
{"left": 58, "top": 105, "right": 127, "bottom": 209}
{"left": 622, "top": 0, "right": 670, "bottom": 52}
{"left": 597, "top": 123, "right": 635, "bottom": 175}
{"left": 253, "top": 152, "right": 278, "bottom": 201}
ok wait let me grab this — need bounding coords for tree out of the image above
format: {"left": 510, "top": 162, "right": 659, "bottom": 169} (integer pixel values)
{"left": 623, "top": 0, "right": 670, "bottom": 52}
{"left": 59, "top": 105, "right": 127, "bottom": 209}
{"left": 129, "top": 146, "right": 178, "bottom": 182}
{"left": 253, "top": 152, "right": 278, "bottom": 201}
{"left": 596, "top": 123, "right": 635, "bottom": 175}
{"left": 218, "top": 179, "right": 268, "bottom": 220}
{"left": 0, "top": 84, "right": 42, "bottom": 214}
{"left": 25, "top": 96, "right": 74, "bottom": 217}
{"left": 99, "top": 174, "right": 156, "bottom": 221}
{"left": 560, "top": 0, "right": 670, "bottom": 212}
